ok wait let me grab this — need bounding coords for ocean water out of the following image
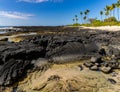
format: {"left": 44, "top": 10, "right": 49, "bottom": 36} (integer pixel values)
{"left": 0, "top": 26, "right": 11, "bottom": 34}
{"left": 0, "top": 26, "right": 12, "bottom": 28}
{"left": 0, "top": 31, "right": 7, "bottom": 34}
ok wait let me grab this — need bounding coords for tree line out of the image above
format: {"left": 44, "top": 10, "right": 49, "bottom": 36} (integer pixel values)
{"left": 73, "top": 9, "right": 90, "bottom": 24}
{"left": 73, "top": 0, "right": 120, "bottom": 24}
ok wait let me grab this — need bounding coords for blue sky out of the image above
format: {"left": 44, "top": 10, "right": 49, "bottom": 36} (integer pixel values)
{"left": 0, "top": 0, "right": 118, "bottom": 26}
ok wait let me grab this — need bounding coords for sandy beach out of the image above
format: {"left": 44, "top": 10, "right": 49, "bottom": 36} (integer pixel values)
{"left": 80, "top": 26, "right": 120, "bottom": 31}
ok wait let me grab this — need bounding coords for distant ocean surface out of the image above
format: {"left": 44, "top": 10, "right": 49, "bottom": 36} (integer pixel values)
{"left": 0, "top": 26, "right": 12, "bottom": 29}
{"left": 0, "top": 26, "right": 12, "bottom": 34}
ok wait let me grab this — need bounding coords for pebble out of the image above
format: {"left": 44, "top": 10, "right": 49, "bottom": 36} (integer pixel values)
{"left": 90, "top": 65, "right": 98, "bottom": 70}
{"left": 107, "top": 78, "right": 116, "bottom": 84}
{"left": 78, "top": 65, "right": 83, "bottom": 71}
{"left": 111, "top": 72, "right": 118, "bottom": 77}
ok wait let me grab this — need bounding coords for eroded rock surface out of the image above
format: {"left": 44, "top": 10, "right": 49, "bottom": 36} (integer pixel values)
{"left": 0, "top": 27, "right": 119, "bottom": 90}
{"left": 4, "top": 62, "right": 120, "bottom": 92}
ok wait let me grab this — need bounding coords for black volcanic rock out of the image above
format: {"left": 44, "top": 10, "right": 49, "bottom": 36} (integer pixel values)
{"left": 0, "top": 59, "right": 32, "bottom": 86}
{"left": 46, "top": 35, "right": 98, "bottom": 58}
{"left": 0, "top": 34, "right": 99, "bottom": 85}
{"left": 108, "top": 46, "right": 120, "bottom": 58}
{"left": 99, "top": 48, "right": 106, "bottom": 56}
{"left": 0, "top": 42, "right": 45, "bottom": 86}
{"left": 46, "top": 42, "right": 86, "bottom": 57}
{"left": 0, "top": 42, "right": 45, "bottom": 63}
{"left": 107, "top": 78, "right": 117, "bottom": 84}
{"left": 84, "top": 49, "right": 120, "bottom": 73}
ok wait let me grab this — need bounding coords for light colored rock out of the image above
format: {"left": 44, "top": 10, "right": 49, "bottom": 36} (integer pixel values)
{"left": 90, "top": 65, "right": 98, "bottom": 70}
{"left": 100, "top": 66, "right": 111, "bottom": 73}
{"left": 90, "top": 57, "right": 97, "bottom": 63}
{"left": 84, "top": 62, "right": 93, "bottom": 67}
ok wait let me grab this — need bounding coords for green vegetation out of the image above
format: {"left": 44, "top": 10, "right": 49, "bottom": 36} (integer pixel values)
{"left": 71, "top": 0, "right": 120, "bottom": 27}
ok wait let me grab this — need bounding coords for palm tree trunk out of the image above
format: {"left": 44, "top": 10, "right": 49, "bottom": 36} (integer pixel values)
{"left": 110, "top": 11, "right": 112, "bottom": 17}
{"left": 105, "top": 15, "right": 107, "bottom": 19}
{"left": 101, "top": 15, "right": 103, "bottom": 21}
{"left": 81, "top": 15, "right": 83, "bottom": 24}
{"left": 76, "top": 19, "right": 77, "bottom": 24}
{"left": 117, "top": 8, "right": 119, "bottom": 21}
{"left": 113, "top": 10, "right": 115, "bottom": 17}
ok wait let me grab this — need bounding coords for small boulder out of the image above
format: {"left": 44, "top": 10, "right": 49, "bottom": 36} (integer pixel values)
{"left": 107, "top": 78, "right": 116, "bottom": 84}
{"left": 96, "top": 57, "right": 103, "bottom": 64}
{"left": 84, "top": 62, "right": 93, "bottom": 68}
{"left": 109, "top": 60, "right": 119, "bottom": 69}
{"left": 118, "top": 63, "right": 120, "bottom": 69}
{"left": 99, "top": 48, "right": 106, "bottom": 56}
{"left": 103, "top": 62, "right": 109, "bottom": 67}
{"left": 100, "top": 66, "right": 112, "bottom": 73}
{"left": 78, "top": 65, "right": 83, "bottom": 71}
{"left": 111, "top": 72, "right": 118, "bottom": 77}
{"left": 95, "top": 63, "right": 101, "bottom": 67}
{"left": 90, "top": 65, "right": 98, "bottom": 71}
{"left": 0, "top": 38, "right": 8, "bottom": 41}
{"left": 90, "top": 57, "right": 97, "bottom": 63}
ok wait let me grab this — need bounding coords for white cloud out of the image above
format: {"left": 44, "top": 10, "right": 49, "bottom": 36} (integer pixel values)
{"left": 18, "top": 0, "right": 48, "bottom": 3}
{"left": 18, "top": 0, "right": 62, "bottom": 3}
{"left": 0, "top": 11, "right": 34, "bottom": 19}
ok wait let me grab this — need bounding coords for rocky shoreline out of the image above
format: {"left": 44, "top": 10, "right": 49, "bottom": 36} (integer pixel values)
{"left": 0, "top": 26, "right": 120, "bottom": 92}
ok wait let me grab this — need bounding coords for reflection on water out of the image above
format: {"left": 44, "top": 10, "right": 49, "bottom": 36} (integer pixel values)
{"left": 0, "top": 32, "right": 37, "bottom": 42}
{"left": 11, "top": 32, "right": 37, "bottom": 37}
{"left": 0, "top": 31, "right": 7, "bottom": 34}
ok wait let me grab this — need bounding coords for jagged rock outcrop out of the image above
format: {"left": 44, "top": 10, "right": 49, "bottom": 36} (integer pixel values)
{"left": 0, "top": 42, "right": 46, "bottom": 86}
{"left": 0, "top": 59, "right": 32, "bottom": 86}
{"left": 0, "top": 42, "right": 45, "bottom": 63}
{"left": 0, "top": 28, "right": 120, "bottom": 87}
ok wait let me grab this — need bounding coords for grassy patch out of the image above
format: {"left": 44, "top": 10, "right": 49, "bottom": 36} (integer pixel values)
{"left": 69, "top": 17, "right": 120, "bottom": 27}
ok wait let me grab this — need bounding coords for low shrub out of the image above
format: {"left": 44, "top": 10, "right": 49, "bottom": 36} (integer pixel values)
{"left": 104, "top": 17, "right": 117, "bottom": 22}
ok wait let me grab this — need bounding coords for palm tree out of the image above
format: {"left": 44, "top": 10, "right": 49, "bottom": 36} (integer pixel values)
{"left": 72, "top": 19, "right": 75, "bottom": 24}
{"left": 84, "top": 10, "right": 90, "bottom": 19}
{"left": 84, "top": 11, "right": 87, "bottom": 16}
{"left": 104, "top": 6, "right": 110, "bottom": 18}
{"left": 110, "top": 6, "right": 113, "bottom": 17}
{"left": 86, "top": 9, "right": 90, "bottom": 12}
{"left": 111, "top": 4, "right": 116, "bottom": 17}
{"left": 106, "top": 5, "right": 111, "bottom": 17}
{"left": 76, "top": 18, "right": 78, "bottom": 24}
{"left": 80, "top": 12, "right": 83, "bottom": 24}
{"left": 75, "top": 15, "right": 78, "bottom": 24}
{"left": 83, "top": 16, "right": 87, "bottom": 23}
{"left": 105, "top": 11, "right": 109, "bottom": 18}
{"left": 116, "top": 1, "right": 120, "bottom": 21}
{"left": 104, "top": 8, "right": 107, "bottom": 19}
{"left": 100, "top": 11, "right": 103, "bottom": 21}
{"left": 86, "top": 9, "right": 90, "bottom": 18}
{"left": 84, "top": 11, "right": 87, "bottom": 21}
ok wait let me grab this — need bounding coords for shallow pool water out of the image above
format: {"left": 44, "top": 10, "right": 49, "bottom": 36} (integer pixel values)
{"left": 0, "top": 31, "right": 7, "bottom": 34}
